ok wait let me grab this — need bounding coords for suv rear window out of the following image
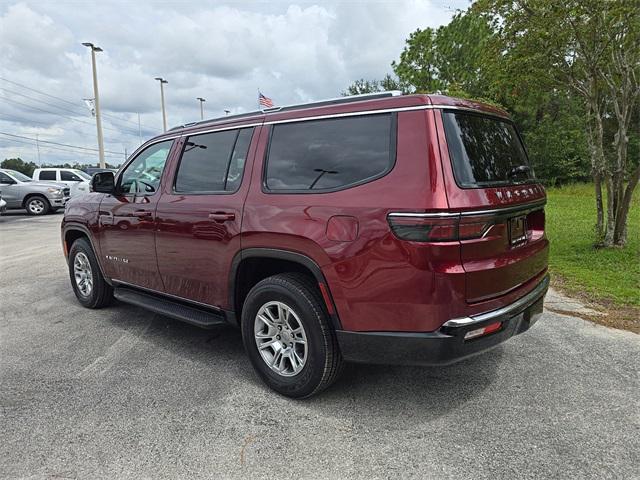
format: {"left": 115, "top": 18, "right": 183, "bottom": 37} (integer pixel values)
{"left": 265, "top": 113, "right": 395, "bottom": 192}
{"left": 442, "top": 111, "right": 534, "bottom": 188}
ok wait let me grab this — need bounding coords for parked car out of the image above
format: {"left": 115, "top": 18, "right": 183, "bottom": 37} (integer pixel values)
{"left": 32, "top": 168, "right": 91, "bottom": 197}
{"left": 62, "top": 92, "right": 549, "bottom": 397}
{"left": 0, "top": 169, "right": 70, "bottom": 215}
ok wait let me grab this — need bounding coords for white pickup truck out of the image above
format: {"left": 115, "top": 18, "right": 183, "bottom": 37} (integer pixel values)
{"left": 32, "top": 168, "right": 92, "bottom": 197}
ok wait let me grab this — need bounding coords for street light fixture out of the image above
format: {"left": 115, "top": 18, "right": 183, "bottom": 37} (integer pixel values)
{"left": 154, "top": 77, "right": 168, "bottom": 132}
{"left": 82, "top": 42, "right": 105, "bottom": 168}
{"left": 196, "top": 97, "right": 206, "bottom": 120}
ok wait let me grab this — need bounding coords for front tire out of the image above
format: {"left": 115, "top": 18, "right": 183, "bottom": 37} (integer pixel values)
{"left": 25, "top": 195, "right": 50, "bottom": 215}
{"left": 241, "top": 273, "right": 343, "bottom": 398}
{"left": 68, "top": 238, "right": 113, "bottom": 308}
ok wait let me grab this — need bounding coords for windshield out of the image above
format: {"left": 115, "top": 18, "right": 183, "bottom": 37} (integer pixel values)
{"left": 75, "top": 170, "right": 92, "bottom": 180}
{"left": 442, "top": 111, "right": 534, "bottom": 188}
{"left": 6, "top": 170, "right": 32, "bottom": 182}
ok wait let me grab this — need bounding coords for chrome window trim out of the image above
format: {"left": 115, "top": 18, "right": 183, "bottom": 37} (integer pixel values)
{"left": 179, "top": 122, "right": 263, "bottom": 138}
{"left": 164, "top": 104, "right": 510, "bottom": 139}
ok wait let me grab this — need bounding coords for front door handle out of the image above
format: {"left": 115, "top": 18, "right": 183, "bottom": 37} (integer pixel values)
{"left": 208, "top": 212, "right": 235, "bottom": 222}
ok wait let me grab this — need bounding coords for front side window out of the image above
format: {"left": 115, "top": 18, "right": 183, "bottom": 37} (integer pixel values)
{"left": 442, "top": 111, "right": 534, "bottom": 188}
{"left": 119, "top": 140, "right": 173, "bottom": 194}
{"left": 0, "top": 172, "right": 14, "bottom": 183}
{"left": 39, "top": 171, "right": 57, "bottom": 181}
{"left": 6, "top": 170, "right": 31, "bottom": 182}
{"left": 61, "top": 171, "right": 82, "bottom": 181}
{"left": 265, "top": 114, "right": 395, "bottom": 192}
{"left": 174, "top": 128, "right": 253, "bottom": 193}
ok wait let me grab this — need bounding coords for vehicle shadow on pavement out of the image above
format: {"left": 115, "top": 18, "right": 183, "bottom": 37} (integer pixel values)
{"left": 103, "top": 301, "right": 502, "bottom": 419}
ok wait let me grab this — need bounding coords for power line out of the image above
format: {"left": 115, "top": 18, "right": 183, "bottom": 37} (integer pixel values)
{"left": 0, "top": 135, "right": 123, "bottom": 159}
{"left": 0, "top": 76, "right": 155, "bottom": 130}
{"left": 0, "top": 132, "right": 124, "bottom": 155}
{"left": 0, "top": 95, "right": 142, "bottom": 137}
{"left": 1, "top": 86, "right": 89, "bottom": 117}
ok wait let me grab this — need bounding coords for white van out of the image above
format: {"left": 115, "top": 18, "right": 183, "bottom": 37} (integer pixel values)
{"left": 32, "top": 168, "right": 92, "bottom": 197}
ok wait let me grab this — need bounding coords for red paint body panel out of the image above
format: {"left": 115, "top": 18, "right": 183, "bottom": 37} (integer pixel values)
{"left": 63, "top": 93, "right": 549, "bottom": 336}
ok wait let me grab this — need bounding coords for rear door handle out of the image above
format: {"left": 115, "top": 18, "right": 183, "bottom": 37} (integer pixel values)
{"left": 208, "top": 212, "right": 235, "bottom": 222}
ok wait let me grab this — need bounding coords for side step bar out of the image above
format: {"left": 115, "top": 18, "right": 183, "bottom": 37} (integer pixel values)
{"left": 113, "top": 287, "right": 228, "bottom": 329}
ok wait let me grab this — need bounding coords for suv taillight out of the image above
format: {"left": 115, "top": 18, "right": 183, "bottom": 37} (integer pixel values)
{"left": 387, "top": 213, "right": 496, "bottom": 242}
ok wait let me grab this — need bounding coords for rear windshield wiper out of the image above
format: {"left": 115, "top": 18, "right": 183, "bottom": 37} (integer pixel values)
{"left": 508, "top": 165, "right": 531, "bottom": 178}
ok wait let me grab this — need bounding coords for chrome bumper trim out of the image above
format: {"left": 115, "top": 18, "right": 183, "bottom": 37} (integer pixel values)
{"left": 443, "top": 274, "right": 550, "bottom": 328}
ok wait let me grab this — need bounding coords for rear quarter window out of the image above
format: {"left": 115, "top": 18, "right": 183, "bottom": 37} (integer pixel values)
{"left": 265, "top": 113, "right": 396, "bottom": 192}
{"left": 442, "top": 111, "right": 534, "bottom": 188}
{"left": 39, "top": 171, "right": 57, "bottom": 181}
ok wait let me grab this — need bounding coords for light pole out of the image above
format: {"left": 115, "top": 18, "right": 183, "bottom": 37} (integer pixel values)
{"left": 196, "top": 97, "right": 206, "bottom": 120}
{"left": 154, "top": 77, "right": 168, "bottom": 132}
{"left": 82, "top": 42, "right": 105, "bottom": 168}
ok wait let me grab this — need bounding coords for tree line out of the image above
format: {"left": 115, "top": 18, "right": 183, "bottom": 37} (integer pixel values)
{"left": 344, "top": 0, "right": 639, "bottom": 248}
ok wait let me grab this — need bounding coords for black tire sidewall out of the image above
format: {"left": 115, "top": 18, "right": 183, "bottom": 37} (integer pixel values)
{"left": 241, "top": 280, "right": 329, "bottom": 398}
{"left": 68, "top": 239, "right": 106, "bottom": 308}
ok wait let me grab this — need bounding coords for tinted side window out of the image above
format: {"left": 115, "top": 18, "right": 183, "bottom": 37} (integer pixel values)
{"left": 39, "top": 171, "right": 57, "bottom": 180}
{"left": 225, "top": 128, "right": 253, "bottom": 192}
{"left": 265, "top": 114, "right": 394, "bottom": 191}
{"left": 442, "top": 111, "right": 534, "bottom": 188}
{"left": 61, "top": 171, "right": 82, "bottom": 181}
{"left": 175, "top": 128, "right": 253, "bottom": 193}
{"left": 0, "top": 172, "right": 13, "bottom": 183}
{"left": 120, "top": 140, "right": 173, "bottom": 194}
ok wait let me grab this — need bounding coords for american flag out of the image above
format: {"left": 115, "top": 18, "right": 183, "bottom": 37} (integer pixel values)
{"left": 258, "top": 92, "right": 274, "bottom": 108}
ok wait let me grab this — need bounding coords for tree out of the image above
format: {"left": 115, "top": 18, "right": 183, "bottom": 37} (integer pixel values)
{"left": 392, "top": 10, "right": 493, "bottom": 97}
{"left": 342, "top": 74, "right": 407, "bottom": 96}
{"left": 1, "top": 158, "right": 38, "bottom": 177}
{"left": 479, "top": 0, "right": 640, "bottom": 246}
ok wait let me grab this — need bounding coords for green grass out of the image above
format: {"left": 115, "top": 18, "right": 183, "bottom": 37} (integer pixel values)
{"left": 545, "top": 183, "right": 640, "bottom": 307}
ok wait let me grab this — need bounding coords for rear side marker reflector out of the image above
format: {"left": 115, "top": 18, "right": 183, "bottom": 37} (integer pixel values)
{"left": 464, "top": 321, "right": 502, "bottom": 340}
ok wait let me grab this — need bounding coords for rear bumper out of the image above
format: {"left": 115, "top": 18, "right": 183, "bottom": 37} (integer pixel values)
{"left": 336, "top": 274, "right": 549, "bottom": 366}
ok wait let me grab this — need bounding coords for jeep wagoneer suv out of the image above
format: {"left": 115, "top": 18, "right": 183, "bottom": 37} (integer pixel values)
{"left": 62, "top": 92, "right": 549, "bottom": 397}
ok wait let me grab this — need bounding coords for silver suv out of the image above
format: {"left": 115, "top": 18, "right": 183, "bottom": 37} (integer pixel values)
{"left": 0, "top": 169, "right": 70, "bottom": 215}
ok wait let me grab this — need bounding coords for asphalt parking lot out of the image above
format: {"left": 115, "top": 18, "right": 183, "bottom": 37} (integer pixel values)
{"left": 1, "top": 213, "right": 638, "bottom": 479}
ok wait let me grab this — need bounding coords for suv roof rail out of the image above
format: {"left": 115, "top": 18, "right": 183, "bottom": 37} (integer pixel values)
{"left": 169, "top": 90, "right": 403, "bottom": 131}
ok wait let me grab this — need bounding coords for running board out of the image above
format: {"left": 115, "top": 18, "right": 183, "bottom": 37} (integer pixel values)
{"left": 113, "top": 287, "right": 228, "bottom": 329}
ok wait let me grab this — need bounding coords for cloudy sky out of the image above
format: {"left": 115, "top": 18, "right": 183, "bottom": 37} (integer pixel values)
{"left": 0, "top": 0, "right": 468, "bottom": 167}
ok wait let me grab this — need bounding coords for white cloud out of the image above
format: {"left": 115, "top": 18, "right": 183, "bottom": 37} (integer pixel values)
{"left": 0, "top": 0, "right": 466, "bottom": 165}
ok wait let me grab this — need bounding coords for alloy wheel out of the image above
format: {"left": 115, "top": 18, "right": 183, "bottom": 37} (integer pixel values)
{"left": 73, "top": 252, "right": 93, "bottom": 297}
{"left": 254, "top": 301, "right": 308, "bottom": 377}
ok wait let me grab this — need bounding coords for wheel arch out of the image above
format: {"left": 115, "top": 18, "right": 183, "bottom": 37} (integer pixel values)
{"left": 22, "top": 193, "right": 50, "bottom": 208}
{"left": 229, "top": 248, "right": 341, "bottom": 330}
{"left": 62, "top": 224, "right": 111, "bottom": 285}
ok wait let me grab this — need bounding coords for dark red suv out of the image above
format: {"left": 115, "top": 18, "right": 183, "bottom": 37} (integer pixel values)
{"left": 62, "top": 92, "right": 549, "bottom": 397}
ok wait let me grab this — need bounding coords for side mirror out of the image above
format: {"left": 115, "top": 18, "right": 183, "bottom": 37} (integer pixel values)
{"left": 91, "top": 171, "right": 115, "bottom": 193}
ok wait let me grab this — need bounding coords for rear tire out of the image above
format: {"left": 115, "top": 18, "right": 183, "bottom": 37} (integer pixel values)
{"left": 68, "top": 238, "right": 113, "bottom": 308}
{"left": 241, "top": 273, "right": 343, "bottom": 398}
{"left": 25, "top": 195, "right": 50, "bottom": 215}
